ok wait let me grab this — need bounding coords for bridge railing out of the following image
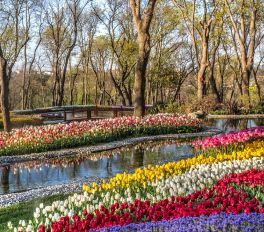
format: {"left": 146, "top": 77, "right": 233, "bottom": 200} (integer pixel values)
{"left": 14, "top": 105, "right": 153, "bottom": 122}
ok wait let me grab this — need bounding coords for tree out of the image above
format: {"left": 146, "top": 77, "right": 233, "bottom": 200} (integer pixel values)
{"left": 175, "top": 0, "right": 218, "bottom": 101}
{"left": 78, "top": 10, "right": 98, "bottom": 105}
{"left": 0, "top": 0, "right": 32, "bottom": 131}
{"left": 224, "top": 0, "right": 260, "bottom": 108}
{"left": 43, "top": 0, "right": 88, "bottom": 106}
{"left": 146, "top": 1, "right": 192, "bottom": 105}
{"left": 21, "top": 6, "right": 44, "bottom": 110}
{"left": 89, "top": 36, "right": 114, "bottom": 105}
{"left": 93, "top": 0, "right": 137, "bottom": 106}
{"left": 130, "top": 0, "right": 157, "bottom": 117}
{"left": 208, "top": 14, "right": 224, "bottom": 103}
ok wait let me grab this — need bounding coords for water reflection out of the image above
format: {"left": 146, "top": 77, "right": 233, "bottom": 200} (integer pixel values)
{"left": 205, "top": 118, "right": 264, "bottom": 133}
{"left": 0, "top": 140, "right": 193, "bottom": 194}
{"left": 131, "top": 148, "right": 144, "bottom": 167}
{"left": 1, "top": 166, "right": 10, "bottom": 194}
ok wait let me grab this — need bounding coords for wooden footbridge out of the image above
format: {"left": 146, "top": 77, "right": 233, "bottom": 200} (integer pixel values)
{"left": 14, "top": 105, "right": 152, "bottom": 122}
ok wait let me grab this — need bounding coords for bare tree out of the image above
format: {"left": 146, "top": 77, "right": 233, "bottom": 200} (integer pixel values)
{"left": 93, "top": 0, "right": 136, "bottom": 106}
{"left": 208, "top": 16, "right": 224, "bottom": 103}
{"left": 79, "top": 11, "right": 98, "bottom": 105}
{"left": 43, "top": 0, "right": 89, "bottom": 106}
{"left": 21, "top": 3, "right": 44, "bottom": 109}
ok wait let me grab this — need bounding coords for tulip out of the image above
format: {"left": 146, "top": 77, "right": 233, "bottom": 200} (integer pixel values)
{"left": 21, "top": 221, "right": 26, "bottom": 227}
{"left": 7, "top": 221, "right": 13, "bottom": 229}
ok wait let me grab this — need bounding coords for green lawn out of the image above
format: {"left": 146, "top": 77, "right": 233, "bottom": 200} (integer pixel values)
{"left": 0, "top": 194, "right": 70, "bottom": 231}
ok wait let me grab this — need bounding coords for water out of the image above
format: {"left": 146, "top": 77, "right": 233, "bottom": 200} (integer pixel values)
{"left": 0, "top": 118, "right": 264, "bottom": 195}
{"left": 205, "top": 118, "right": 264, "bottom": 133}
{"left": 0, "top": 141, "right": 193, "bottom": 194}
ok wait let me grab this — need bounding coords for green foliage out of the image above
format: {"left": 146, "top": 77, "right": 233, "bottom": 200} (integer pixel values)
{"left": 247, "top": 102, "right": 264, "bottom": 114}
{"left": 209, "top": 109, "right": 229, "bottom": 115}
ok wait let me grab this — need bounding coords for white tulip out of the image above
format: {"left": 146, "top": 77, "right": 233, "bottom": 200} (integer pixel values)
{"left": 7, "top": 221, "right": 13, "bottom": 229}
{"left": 68, "top": 210, "right": 74, "bottom": 217}
{"left": 45, "top": 218, "right": 50, "bottom": 226}
{"left": 54, "top": 213, "right": 60, "bottom": 221}
{"left": 35, "top": 208, "right": 40, "bottom": 214}
{"left": 26, "top": 225, "right": 32, "bottom": 232}
{"left": 156, "top": 195, "right": 161, "bottom": 201}
{"left": 114, "top": 193, "right": 120, "bottom": 200}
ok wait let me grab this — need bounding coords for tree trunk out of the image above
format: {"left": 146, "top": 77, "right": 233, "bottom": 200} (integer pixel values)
{"left": 22, "top": 45, "right": 27, "bottom": 110}
{"left": 133, "top": 33, "right": 151, "bottom": 117}
{"left": 253, "top": 70, "right": 261, "bottom": 102}
{"left": 0, "top": 57, "right": 11, "bottom": 132}
{"left": 242, "top": 69, "right": 251, "bottom": 106}
{"left": 110, "top": 70, "right": 127, "bottom": 106}
{"left": 209, "top": 67, "right": 220, "bottom": 102}
{"left": 197, "top": 63, "right": 207, "bottom": 100}
{"left": 130, "top": 0, "right": 156, "bottom": 116}
{"left": 197, "top": 33, "right": 209, "bottom": 101}
{"left": 123, "top": 84, "right": 132, "bottom": 106}
{"left": 220, "top": 73, "right": 224, "bottom": 102}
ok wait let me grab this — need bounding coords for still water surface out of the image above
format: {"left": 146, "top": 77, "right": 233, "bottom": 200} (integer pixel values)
{"left": 0, "top": 118, "right": 263, "bottom": 194}
{"left": 0, "top": 142, "right": 192, "bottom": 194}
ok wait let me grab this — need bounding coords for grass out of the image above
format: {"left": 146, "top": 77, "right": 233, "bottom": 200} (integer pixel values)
{"left": 0, "top": 193, "right": 70, "bottom": 231}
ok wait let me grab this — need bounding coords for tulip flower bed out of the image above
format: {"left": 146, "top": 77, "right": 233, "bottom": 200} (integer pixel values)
{"left": 7, "top": 134, "right": 264, "bottom": 232}
{"left": 38, "top": 169, "right": 264, "bottom": 231}
{"left": 0, "top": 114, "right": 200, "bottom": 156}
{"left": 193, "top": 126, "right": 264, "bottom": 154}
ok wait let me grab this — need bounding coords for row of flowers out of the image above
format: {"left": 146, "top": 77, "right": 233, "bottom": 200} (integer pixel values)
{"left": 0, "top": 114, "right": 200, "bottom": 156}
{"left": 92, "top": 213, "right": 264, "bottom": 232}
{"left": 31, "top": 155, "right": 264, "bottom": 228}
{"left": 40, "top": 169, "right": 264, "bottom": 231}
{"left": 8, "top": 139, "right": 264, "bottom": 231}
{"left": 9, "top": 169, "right": 264, "bottom": 231}
{"left": 192, "top": 126, "right": 264, "bottom": 152}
